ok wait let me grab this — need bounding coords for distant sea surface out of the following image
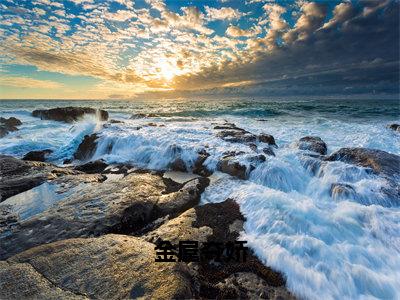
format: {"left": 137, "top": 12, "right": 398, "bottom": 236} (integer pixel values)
{"left": 1, "top": 98, "right": 399, "bottom": 299}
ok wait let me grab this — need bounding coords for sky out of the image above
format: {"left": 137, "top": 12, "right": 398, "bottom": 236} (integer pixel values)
{"left": 0, "top": 0, "right": 398, "bottom": 100}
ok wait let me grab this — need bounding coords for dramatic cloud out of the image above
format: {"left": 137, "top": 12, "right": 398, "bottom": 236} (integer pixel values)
{"left": 0, "top": 0, "right": 398, "bottom": 99}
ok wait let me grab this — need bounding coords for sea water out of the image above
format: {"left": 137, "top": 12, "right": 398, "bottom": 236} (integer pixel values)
{"left": 0, "top": 98, "right": 399, "bottom": 299}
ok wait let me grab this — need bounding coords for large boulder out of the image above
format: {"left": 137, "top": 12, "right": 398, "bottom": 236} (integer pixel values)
{"left": 0, "top": 234, "right": 194, "bottom": 299}
{"left": 0, "top": 172, "right": 209, "bottom": 259}
{"left": 0, "top": 117, "right": 22, "bottom": 138}
{"left": 32, "top": 107, "right": 108, "bottom": 123}
{"left": 74, "top": 133, "right": 99, "bottom": 161}
{"left": 22, "top": 149, "right": 53, "bottom": 162}
{"left": 325, "top": 148, "right": 400, "bottom": 202}
{"left": 325, "top": 148, "right": 400, "bottom": 179}
{"left": 0, "top": 117, "right": 22, "bottom": 127}
{"left": 297, "top": 136, "right": 327, "bottom": 155}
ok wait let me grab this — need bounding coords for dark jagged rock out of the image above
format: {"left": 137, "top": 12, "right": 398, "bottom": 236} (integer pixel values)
{"left": 298, "top": 136, "right": 327, "bottom": 155}
{"left": 263, "top": 147, "right": 276, "bottom": 156}
{"left": 109, "top": 119, "right": 124, "bottom": 124}
{"left": 387, "top": 123, "right": 400, "bottom": 132}
{"left": 249, "top": 154, "right": 266, "bottom": 163}
{"left": 258, "top": 133, "right": 277, "bottom": 147}
{"left": 74, "top": 133, "right": 99, "bottom": 161}
{"left": 32, "top": 107, "right": 108, "bottom": 123}
{"left": 193, "top": 150, "right": 212, "bottom": 177}
{"left": 0, "top": 117, "right": 22, "bottom": 127}
{"left": 0, "top": 117, "right": 22, "bottom": 138}
{"left": 170, "top": 158, "right": 187, "bottom": 172}
{"left": 74, "top": 159, "right": 108, "bottom": 174}
{"left": 249, "top": 143, "right": 258, "bottom": 152}
{"left": 330, "top": 183, "right": 357, "bottom": 200}
{"left": 0, "top": 171, "right": 209, "bottom": 259}
{"left": 22, "top": 149, "right": 53, "bottom": 162}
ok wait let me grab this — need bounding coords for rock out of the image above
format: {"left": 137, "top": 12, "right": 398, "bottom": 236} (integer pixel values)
{"left": 330, "top": 183, "right": 356, "bottom": 200}
{"left": 218, "top": 157, "right": 247, "bottom": 179}
{"left": 145, "top": 199, "right": 294, "bottom": 299}
{"left": 258, "top": 134, "right": 277, "bottom": 147}
{"left": 1, "top": 234, "right": 194, "bottom": 299}
{"left": 249, "top": 154, "right": 266, "bottom": 163}
{"left": 0, "top": 117, "right": 22, "bottom": 127}
{"left": 325, "top": 148, "right": 400, "bottom": 179}
{"left": 297, "top": 136, "right": 327, "bottom": 155}
{"left": 194, "top": 200, "right": 294, "bottom": 299}
{"left": 214, "top": 123, "right": 256, "bottom": 144}
{"left": 22, "top": 149, "right": 53, "bottom": 162}
{"left": 217, "top": 130, "right": 257, "bottom": 143}
{"left": 263, "top": 147, "right": 276, "bottom": 156}
{"left": 109, "top": 119, "right": 124, "bottom": 124}
{"left": 0, "top": 155, "right": 66, "bottom": 202}
{"left": 170, "top": 158, "right": 187, "bottom": 172}
{"left": 0, "top": 172, "right": 209, "bottom": 259}
{"left": 32, "top": 107, "right": 108, "bottom": 123}
{"left": 325, "top": 148, "right": 400, "bottom": 203}
{"left": 215, "top": 272, "right": 296, "bottom": 299}
{"left": 387, "top": 123, "right": 400, "bottom": 132}
{"left": 248, "top": 143, "right": 258, "bottom": 152}
{"left": 74, "top": 133, "right": 99, "bottom": 161}
{"left": 0, "top": 117, "right": 22, "bottom": 138}
{"left": 192, "top": 150, "right": 212, "bottom": 177}
{"left": 74, "top": 159, "right": 108, "bottom": 174}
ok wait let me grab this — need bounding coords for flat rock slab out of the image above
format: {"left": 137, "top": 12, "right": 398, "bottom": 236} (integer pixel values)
{"left": 1, "top": 234, "right": 193, "bottom": 299}
{"left": 0, "top": 155, "right": 80, "bottom": 202}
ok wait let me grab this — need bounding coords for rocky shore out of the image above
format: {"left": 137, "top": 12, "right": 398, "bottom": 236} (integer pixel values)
{"left": 1, "top": 107, "right": 399, "bottom": 299}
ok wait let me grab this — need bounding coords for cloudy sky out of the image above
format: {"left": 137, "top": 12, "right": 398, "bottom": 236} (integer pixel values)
{"left": 0, "top": 0, "right": 398, "bottom": 99}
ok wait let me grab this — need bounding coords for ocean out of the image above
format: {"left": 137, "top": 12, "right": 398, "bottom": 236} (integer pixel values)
{"left": 1, "top": 98, "right": 399, "bottom": 299}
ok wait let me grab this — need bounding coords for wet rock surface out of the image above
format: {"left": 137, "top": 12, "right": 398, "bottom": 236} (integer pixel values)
{"left": 1, "top": 235, "right": 194, "bottom": 299}
{"left": 297, "top": 136, "right": 327, "bottom": 155}
{"left": 74, "top": 133, "right": 99, "bottom": 161}
{"left": 0, "top": 155, "right": 77, "bottom": 202}
{"left": 22, "top": 149, "right": 53, "bottom": 162}
{"left": 32, "top": 107, "right": 108, "bottom": 123}
{"left": 0, "top": 171, "right": 209, "bottom": 259}
{"left": 325, "top": 148, "right": 400, "bottom": 202}
{"left": 218, "top": 155, "right": 248, "bottom": 179}
{"left": 0, "top": 117, "right": 22, "bottom": 138}
{"left": 74, "top": 159, "right": 108, "bottom": 174}
{"left": 325, "top": 148, "right": 400, "bottom": 179}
